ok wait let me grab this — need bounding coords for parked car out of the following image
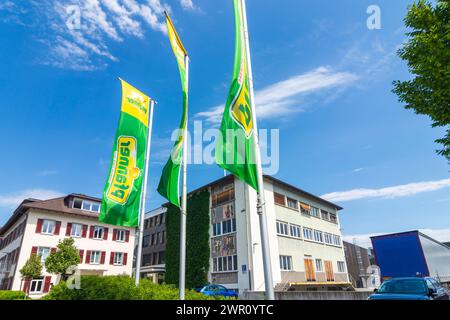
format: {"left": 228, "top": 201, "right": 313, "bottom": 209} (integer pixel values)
{"left": 195, "top": 284, "right": 238, "bottom": 298}
{"left": 368, "top": 277, "right": 449, "bottom": 300}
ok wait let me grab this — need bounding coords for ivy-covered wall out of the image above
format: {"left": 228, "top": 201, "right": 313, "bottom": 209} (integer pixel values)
{"left": 165, "top": 190, "right": 210, "bottom": 288}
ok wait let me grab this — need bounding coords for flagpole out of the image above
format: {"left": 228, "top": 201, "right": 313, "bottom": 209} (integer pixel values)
{"left": 135, "top": 99, "right": 156, "bottom": 286}
{"left": 179, "top": 54, "right": 189, "bottom": 300}
{"left": 240, "top": 0, "right": 275, "bottom": 300}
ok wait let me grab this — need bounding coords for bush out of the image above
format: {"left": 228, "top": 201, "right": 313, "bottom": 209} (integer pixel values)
{"left": 0, "top": 290, "right": 27, "bottom": 300}
{"left": 44, "top": 275, "right": 221, "bottom": 300}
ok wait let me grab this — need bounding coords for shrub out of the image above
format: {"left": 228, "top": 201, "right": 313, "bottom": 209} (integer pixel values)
{"left": 0, "top": 290, "right": 27, "bottom": 300}
{"left": 44, "top": 275, "right": 220, "bottom": 300}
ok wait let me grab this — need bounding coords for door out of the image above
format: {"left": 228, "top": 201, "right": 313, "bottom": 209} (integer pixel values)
{"left": 304, "top": 258, "right": 316, "bottom": 282}
{"left": 325, "top": 261, "right": 334, "bottom": 282}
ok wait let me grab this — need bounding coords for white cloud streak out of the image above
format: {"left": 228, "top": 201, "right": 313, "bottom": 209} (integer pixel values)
{"left": 197, "top": 67, "right": 358, "bottom": 124}
{"left": 322, "top": 178, "right": 450, "bottom": 202}
{"left": 0, "top": 189, "right": 64, "bottom": 208}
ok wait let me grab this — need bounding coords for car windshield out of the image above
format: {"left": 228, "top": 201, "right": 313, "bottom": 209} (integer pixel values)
{"left": 377, "top": 279, "right": 427, "bottom": 294}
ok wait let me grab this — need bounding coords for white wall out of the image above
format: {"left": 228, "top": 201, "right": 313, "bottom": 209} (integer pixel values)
{"left": 419, "top": 234, "right": 450, "bottom": 282}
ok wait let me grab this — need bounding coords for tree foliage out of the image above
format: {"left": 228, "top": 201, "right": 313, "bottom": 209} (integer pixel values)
{"left": 45, "top": 237, "right": 80, "bottom": 281}
{"left": 19, "top": 253, "right": 43, "bottom": 280}
{"left": 165, "top": 190, "right": 211, "bottom": 288}
{"left": 393, "top": 0, "right": 450, "bottom": 161}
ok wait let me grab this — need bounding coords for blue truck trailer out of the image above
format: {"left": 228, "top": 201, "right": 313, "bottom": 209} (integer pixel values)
{"left": 371, "top": 231, "right": 450, "bottom": 283}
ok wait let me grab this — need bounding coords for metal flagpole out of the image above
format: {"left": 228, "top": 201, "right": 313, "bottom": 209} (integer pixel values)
{"left": 135, "top": 99, "right": 156, "bottom": 286}
{"left": 240, "top": 0, "right": 275, "bottom": 300}
{"left": 179, "top": 54, "right": 189, "bottom": 300}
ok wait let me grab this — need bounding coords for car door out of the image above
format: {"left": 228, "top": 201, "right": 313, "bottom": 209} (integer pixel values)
{"left": 430, "top": 278, "right": 449, "bottom": 300}
{"left": 426, "top": 279, "right": 444, "bottom": 300}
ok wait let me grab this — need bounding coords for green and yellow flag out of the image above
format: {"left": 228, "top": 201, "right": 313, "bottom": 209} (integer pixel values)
{"left": 215, "top": 0, "right": 258, "bottom": 191}
{"left": 99, "top": 79, "right": 150, "bottom": 227}
{"left": 157, "top": 13, "right": 189, "bottom": 207}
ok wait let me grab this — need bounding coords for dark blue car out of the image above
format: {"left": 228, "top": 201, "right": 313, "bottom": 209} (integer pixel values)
{"left": 195, "top": 284, "right": 238, "bottom": 299}
{"left": 368, "top": 277, "right": 449, "bottom": 300}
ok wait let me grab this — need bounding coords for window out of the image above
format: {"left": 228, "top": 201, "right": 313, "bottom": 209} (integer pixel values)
{"left": 337, "top": 261, "right": 346, "bottom": 273}
{"left": 276, "top": 221, "right": 288, "bottom": 236}
{"left": 151, "top": 234, "right": 155, "bottom": 246}
{"left": 71, "top": 224, "right": 82, "bottom": 237}
{"left": 116, "top": 229, "right": 125, "bottom": 242}
{"left": 311, "top": 207, "right": 320, "bottom": 218}
{"left": 213, "top": 223, "right": 221, "bottom": 236}
{"left": 158, "top": 251, "right": 165, "bottom": 264}
{"left": 161, "top": 231, "right": 165, "bottom": 244}
{"left": 324, "top": 233, "right": 333, "bottom": 245}
{"left": 161, "top": 213, "right": 166, "bottom": 224}
{"left": 114, "top": 252, "right": 124, "bottom": 265}
{"left": 90, "top": 251, "right": 101, "bottom": 264}
{"left": 274, "top": 192, "right": 285, "bottom": 206}
{"left": 290, "top": 225, "right": 301, "bottom": 238}
{"left": 144, "top": 219, "right": 149, "bottom": 229}
{"left": 279, "top": 255, "right": 292, "bottom": 271}
{"left": 73, "top": 199, "right": 100, "bottom": 212}
{"left": 303, "top": 227, "right": 313, "bottom": 240}
{"left": 93, "top": 226, "right": 104, "bottom": 240}
{"left": 313, "top": 230, "right": 323, "bottom": 243}
{"left": 332, "top": 235, "right": 341, "bottom": 246}
{"left": 212, "top": 255, "right": 238, "bottom": 272}
{"left": 329, "top": 213, "right": 338, "bottom": 224}
{"left": 300, "top": 203, "right": 311, "bottom": 215}
{"left": 29, "top": 279, "right": 43, "bottom": 293}
{"left": 286, "top": 197, "right": 298, "bottom": 210}
{"left": 156, "top": 232, "right": 161, "bottom": 244}
{"left": 41, "top": 220, "right": 55, "bottom": 235}
{"left": 315, "top": 259, "right": 323, "bottom": 272}
{"left": 321, "top": 209, "right": 330, "bottom": 221}
{"left": 143, "top": 235, "right": 150, "bottom": 247}
{"left": 222, "top": 219, "right": 236, "bottom": 234}
{"left": 142, "top": 254, "right": 151, "bottom": 266}
{"left": 37, "top": 247, "right": 51, "bottom": 262}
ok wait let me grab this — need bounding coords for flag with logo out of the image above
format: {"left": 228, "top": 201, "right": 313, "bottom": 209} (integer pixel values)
{"left": 215, "top": 0, "right": 258, "bottom": 191}
{"left": 157, "top": 13, "right": 189, "bottom": 208}
{"left": 99, "top": 79, "right": 150, "bottom": 227}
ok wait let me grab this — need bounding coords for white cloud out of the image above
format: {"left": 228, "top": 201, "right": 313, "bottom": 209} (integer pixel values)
{"left": 2, "top": 0, "right": 170, "bottom": 71}
{"left": 322, "top": 178, "right": 450, "bottom": 202}
{"left": 344, "top": 229, "right": 450, "bottom": 249}
{"left": 197, "top": 67, "right": 358, "bottom": 124}
{"left": 180, "top": 0, "right": 195, "bottom": 10}
{"left": 352, "top": 168, "right": 364, "bottom": 173}
{"left": 0, "top": 189, "right": 64, "bottom": 208}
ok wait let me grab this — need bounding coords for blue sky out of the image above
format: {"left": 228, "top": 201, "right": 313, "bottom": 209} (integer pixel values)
{"left": 0, "top": 0, "right": 449, "bottom": 247}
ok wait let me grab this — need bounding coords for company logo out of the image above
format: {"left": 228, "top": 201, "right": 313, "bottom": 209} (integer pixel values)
{"left": 106, "top": 136, "right": 140, "bottom": 205}
{"left": 230, "top": 78, "right": 254, "bottom": 139}
{"left": 126, "top": 92, "right": 148, "bottom": 115}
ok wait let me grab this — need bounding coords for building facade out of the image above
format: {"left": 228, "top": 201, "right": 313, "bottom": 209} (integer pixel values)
{"left": 343, "top": 241, "right": 371, "bottom": 288}
{"left": 140, "top": 207, "right": 166, "bottom": 283}
{"left": 142, "top": 175, "right": 349, "bottom": 292}
{"left": 0, "top": 194, "right": 135, "bottom": 297}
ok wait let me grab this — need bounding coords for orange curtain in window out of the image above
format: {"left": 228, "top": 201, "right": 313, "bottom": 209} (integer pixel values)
{"left": 325, "top": 261, "right": 334, "bottom": 281}
{"left": 304, "top": 259, "right": 316, "bottom": 282}
{"left": 300, "top": 203, "right": 311, "bottom": 211}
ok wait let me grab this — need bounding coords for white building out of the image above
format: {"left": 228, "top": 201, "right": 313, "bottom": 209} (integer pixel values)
{"left": 0, "top": 194, "right": 135, "bottom": 298}
{"left": 144, "top": 175, "right": 349, "bottom": 293}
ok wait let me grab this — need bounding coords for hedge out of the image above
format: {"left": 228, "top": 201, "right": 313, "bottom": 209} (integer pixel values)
{"left": 43, "top": 275, "right": 220, "bottom": 300}
{"left": 0, "top": 290, "right": 27, "bottom": 300}
{"left": 165, "top": 190, "right": 210, "bottom": 288}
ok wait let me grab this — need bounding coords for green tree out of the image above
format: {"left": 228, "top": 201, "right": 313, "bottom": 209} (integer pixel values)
{"left": 19, "top": 253, "right": 43, "bottom": 296}
{"left": 393, "top": 0, "right": 450, "bottom": 162}
{"left": 45, "top": 237, "right": 80, "bottom": 281}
